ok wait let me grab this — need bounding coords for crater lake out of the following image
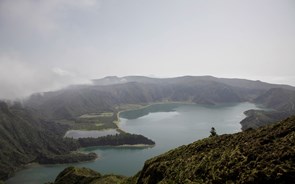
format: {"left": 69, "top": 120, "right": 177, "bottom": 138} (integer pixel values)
{"left": 6, "top": 102, "right": 263, "bottom": 184}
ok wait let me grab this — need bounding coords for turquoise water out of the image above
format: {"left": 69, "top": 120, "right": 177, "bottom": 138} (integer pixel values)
{"left": 6, "top": 102, "right": 262, "bottom": 184}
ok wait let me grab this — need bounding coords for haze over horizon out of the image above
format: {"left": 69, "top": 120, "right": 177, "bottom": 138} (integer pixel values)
{"left": 0, "top": 0, "right": 295, "bottom": 99}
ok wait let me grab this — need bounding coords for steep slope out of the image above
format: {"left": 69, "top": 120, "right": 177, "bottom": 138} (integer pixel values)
{"left": 241, "top": 88, "right": 295, "bottom": 130}
{"left": 136, "top": 116, "right": 295, "bottom": 183}
{"left": 255, "top": 88, "right": 295, "bottom": 113}
{"left": 0, "top": 102, "right": 96, "bottom": 180}
{"left": 26, "top": 82, "right": 169, "bottom": 120}
{"left": 240, "top": 110, "right": 290, "bottom": 130}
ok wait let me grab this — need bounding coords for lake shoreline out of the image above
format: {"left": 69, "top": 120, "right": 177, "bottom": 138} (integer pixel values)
{"left": 80, "top": 144, "right": 155, "bottom": 150}
{"left": 115, "top": 101, "right": 197, "bottom": 128}
{"left": 115, "top": 101, "right": 259, "bottom": 132}
{"left": 7, "top": 102, "right": 262, "bottom": 184}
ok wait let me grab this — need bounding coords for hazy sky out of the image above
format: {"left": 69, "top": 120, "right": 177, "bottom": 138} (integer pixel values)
{"left": 0, "top": 0, "right": 295, "bottom": 99}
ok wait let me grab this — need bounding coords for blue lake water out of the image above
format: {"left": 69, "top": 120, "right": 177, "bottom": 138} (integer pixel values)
{"left": 6, "top": 102, "right": 262, "bottom": 184}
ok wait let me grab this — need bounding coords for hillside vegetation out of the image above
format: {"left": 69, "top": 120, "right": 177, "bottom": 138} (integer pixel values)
{"left": 52, "top": 167, "right": 128, "bottom": 184}
{"left": 51, "top": 115, "right": 295, "bottom": 184}
{"left": 0, "top": 102, "right": 96, "bottom": 180}
{"left": 78, "top": 133, "right": 155, "bottom": 147}
{"left": 25, "top": 76, "right": 295, "bottom": 130}
{"left": 241, "top": 88, "right": 295, "bottom": 130}
{"left": 0, "top": 101, "right": 156, "bottom": 180}
{"left": 3, "top": 76, "right": 295, "bottom": 181}
{"left": 136, "top": 116, "right": 295, "bottom": 183}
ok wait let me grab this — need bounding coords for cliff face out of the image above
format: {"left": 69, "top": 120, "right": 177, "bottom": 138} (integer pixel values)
{"left": 52, "top": 116, "right": 295, "bottom": 184}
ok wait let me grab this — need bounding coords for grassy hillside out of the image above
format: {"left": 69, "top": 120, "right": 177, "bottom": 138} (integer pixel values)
{"left": 0, "top": 101, "right": 96, "bottom": 180}
{"left": 255, "top": 88, "right": 295, "bottom": 113}
{"left": 136, "top": 116, "right": 295, "bottom": 183}
{"left": 51, "top": 115, "right": 295, "bottom": 184}
{"left": 241, "top": 88, "right": 295, "bottom": 130}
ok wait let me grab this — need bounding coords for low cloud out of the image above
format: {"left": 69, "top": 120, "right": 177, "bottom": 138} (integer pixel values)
{"left": 0, "top": 54, "right": 91, "bottom": 100}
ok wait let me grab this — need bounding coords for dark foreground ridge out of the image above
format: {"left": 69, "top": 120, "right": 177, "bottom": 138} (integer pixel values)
{"left": 51, "top": 115, "right": 295, "bottom": 184}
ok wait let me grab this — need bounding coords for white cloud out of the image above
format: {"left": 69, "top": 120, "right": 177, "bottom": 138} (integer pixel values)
{"left": 0, "top": 0, "right": 295, "bottom": 95}
{"left": 0, "top": 54, "right": 91, "bottom": 100}
{"left": 52, "top": 68, "right": 74, "bottom": 77}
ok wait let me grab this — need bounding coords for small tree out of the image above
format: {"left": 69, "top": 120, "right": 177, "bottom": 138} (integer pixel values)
{"left": 210, "top": 127, "right": 217, "bottom": 137}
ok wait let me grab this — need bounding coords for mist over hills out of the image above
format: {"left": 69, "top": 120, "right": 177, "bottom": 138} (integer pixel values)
{"left": 93, "top": 76, "right": 295, "bottom": 91}
{"left": 25, "top": 76, "right": 295, "bottom": 126}
{"left": 2, "top": 75, "right": 295, "bottom": 182}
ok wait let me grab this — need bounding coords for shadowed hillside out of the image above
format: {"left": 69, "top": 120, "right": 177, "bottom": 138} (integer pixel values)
{"left": 26, "top": 78, "right": 245, "bottom": 120}
{"left": 241, "top": 88, "right": 295, "bottom": 130}
{"left": 0, "top": 101, "right": 96, "bottom": 181}
{"left": 255, "top": 88, "right": 295, "bottom": 113}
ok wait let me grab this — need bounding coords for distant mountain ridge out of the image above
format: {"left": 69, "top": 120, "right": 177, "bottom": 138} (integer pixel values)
{"left": 25, "top": 76, "right": 295, "bottom": 129}
{"left": 92, "top": 76, "right": 294, "bottom": 91}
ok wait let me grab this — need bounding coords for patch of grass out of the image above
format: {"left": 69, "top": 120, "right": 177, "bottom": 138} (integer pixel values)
{"left": 79, "top": 112, "right": 114, "bottom": 119}
{"left": 95, "top": 123, "right": 103, "bottom": 127}
{"left": 115, "top": 104, "right": 147, "bottom": 111}
{"left": 57, "top": 112, "right": 118, "bottom": 130}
